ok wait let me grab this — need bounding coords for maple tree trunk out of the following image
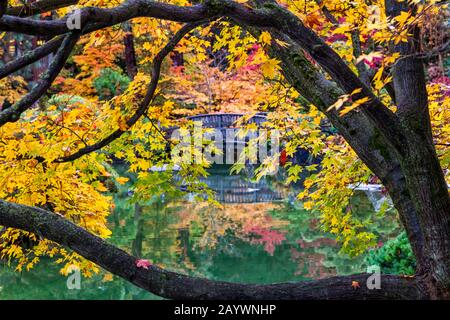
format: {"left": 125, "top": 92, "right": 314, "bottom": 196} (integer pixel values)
{"left": 400, "top": 134, "right": 450, "bottom": 299}
{"left": 385, "top": 0, "right": 450, "bottom": 298}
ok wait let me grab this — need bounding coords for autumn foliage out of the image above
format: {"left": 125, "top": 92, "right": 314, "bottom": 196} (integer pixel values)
{"left": 0, "top": 0, "right": 448, "bottom": 298}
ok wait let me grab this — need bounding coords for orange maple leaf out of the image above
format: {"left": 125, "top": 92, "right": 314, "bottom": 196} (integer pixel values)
{"left": 305, "top": 13, "right": 322, "bottom": 28}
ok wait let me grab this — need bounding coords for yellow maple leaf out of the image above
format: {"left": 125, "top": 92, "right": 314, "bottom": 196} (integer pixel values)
{"left": 260, "top": 58, "right": 280, "bottom": 78}
{"left": 103, "top": 273, "right": 114, "bottom": 282}
{"left": 259, "top": 31, "right": 272, "bottom": 46}
{"left": 303, "top": 201, "right": 314, "bottom": 210}
{"left": 327, "top": 96, "right": 348, "bottom": 112}
{"left": 143, "top": 42, "right": 152, "bottom": 51}
{"left": 116, "top": 177, "right": 129, "bottom": 185}
{"left": 351, "top": 88, "right": 363, "bottom": 95}
{"left": 339, "top": 97, "right": 370, "bottom": 116}
{"left": 394, "top": 11, "right": 411, "bottom": 26}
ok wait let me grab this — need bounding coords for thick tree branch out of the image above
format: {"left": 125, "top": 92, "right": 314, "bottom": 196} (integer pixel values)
{"left": 383, "top": 1, "right": 450, "bottom": 297}
{"left": 0, "top": 199, "right": 425, "bottom": 299}
{"left": 0, "top": 0, "right": 214, "bottom": 36}
{"left": 0, "top": 32, "right": 80, "bottom": 125}
{"left": 56, "top": 21, "right": 205, "bottom": 163}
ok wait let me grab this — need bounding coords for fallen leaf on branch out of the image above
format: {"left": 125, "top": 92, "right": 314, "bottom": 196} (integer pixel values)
{"left": 136, "top": 259, "right": 152, "bottom": 269}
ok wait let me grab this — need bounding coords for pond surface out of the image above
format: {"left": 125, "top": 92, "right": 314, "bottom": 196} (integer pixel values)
{"left": 0, "top": 165, "right": 401, "bottom": 299}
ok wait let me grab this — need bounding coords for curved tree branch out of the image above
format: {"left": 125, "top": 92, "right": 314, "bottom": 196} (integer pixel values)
{"left": 56, "top": 21, "right": 206, "bottom": 163}
{"left": 0, "top": 32, "right": 80, "bottom": 125}
{"left": 0, "top": 199, "right": 426, "bottom": 299}
{"left": 0, "top": 0, "right": 215, "bottom": 36}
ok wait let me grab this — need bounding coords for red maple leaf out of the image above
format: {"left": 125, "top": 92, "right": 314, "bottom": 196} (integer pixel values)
{"left": 279, "top": 149, "right": 287, "bottom": 167}
{"left": 136, "top": 259, "right": 152, "bottom": 269}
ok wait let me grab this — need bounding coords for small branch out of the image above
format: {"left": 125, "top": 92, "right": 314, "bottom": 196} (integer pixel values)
{"left": 122, "top": 21, "right": 138, "bottom": 79}
{"left": 0, "top": 18, "right": 131, "bottom": 80}
{"left": 350, "top": 29, "right": 373, "bottom": 87}
{"left": 0, "top": 32, "right": 80, "bottom": 126}
{"left": 392, "top": 40, "right": 450, "bottom": 67}
{"left": 0, "top": 36, "right": 64, "bottom": 80}
{"left": 56, "top": 21, "right": 205, "bottom": 163}
{"left": 145, "top": 112, "right": 175, "bottom": 146}
{"left": 48, "top": 118, "right": 89, "bottom": 147}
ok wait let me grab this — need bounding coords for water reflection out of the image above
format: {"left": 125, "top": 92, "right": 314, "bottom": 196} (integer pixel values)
{"left": 0, "top": 166, "right": 401, "bottom": 299}
{"left": 197, "top": 166, "right": 286, "bottom": 203}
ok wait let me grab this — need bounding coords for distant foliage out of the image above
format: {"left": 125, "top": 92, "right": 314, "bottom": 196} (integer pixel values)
{"left": 365, "top": 232, "right": 416, "bottom": 275}
{"left": 93, "top": 68, "right": 130, "bottom": 100}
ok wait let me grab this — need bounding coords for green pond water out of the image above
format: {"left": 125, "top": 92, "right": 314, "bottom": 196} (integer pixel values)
{"left": 0, "top": 166, "right": 401, "bottom": 300}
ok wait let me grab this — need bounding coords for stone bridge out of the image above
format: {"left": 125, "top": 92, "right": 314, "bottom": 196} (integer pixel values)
{"left": 187, "top": 113, "right": 268, "bottom": 128}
